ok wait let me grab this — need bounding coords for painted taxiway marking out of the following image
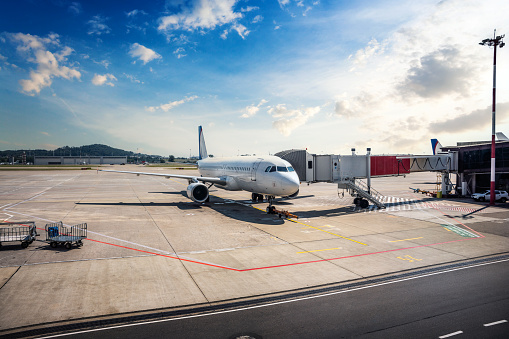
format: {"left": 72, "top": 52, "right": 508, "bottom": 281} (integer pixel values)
{"left": 397, "top": 255, "right": 422, "bottom": 262}
{"left": 297, "top": 248, "right": 341, "bottom": 254}
{"left": 439, "top": 331, "right": 463, "bottom": 338}
{"left": 287, "top": 218, "right": 368, "bottom": 246}
{"left": 483, "top": 319, "right": 507, "bottom": 327}
{"left": 389, "top": 237, "right": 423, "bottom": 243}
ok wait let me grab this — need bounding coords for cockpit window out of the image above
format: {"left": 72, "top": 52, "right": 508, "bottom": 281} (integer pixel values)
{"left": 288, "top": 166, "right": 295, "bottom": 172}
{"left": 265, "top": 166, "right": 272, "bottom": 172}
{"left": 277, "top": 166, "right": 288, "bottom": 172}
{"left": 269, "top": 166, "right": 277, "bottom": 172}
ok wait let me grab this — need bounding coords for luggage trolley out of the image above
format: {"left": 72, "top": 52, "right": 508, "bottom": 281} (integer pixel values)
{"left": 45, "top": 222, "right": 87, "bottom": 249}
{"left": 0, "top": 221, "right": 38, "bottom": 249}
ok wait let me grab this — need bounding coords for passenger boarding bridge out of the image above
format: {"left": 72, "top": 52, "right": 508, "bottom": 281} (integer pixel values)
{"left": 275, "top": 149, "right": 457, "bottom": 209}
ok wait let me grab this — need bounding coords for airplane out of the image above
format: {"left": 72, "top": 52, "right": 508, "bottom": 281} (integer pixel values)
{"left": 99, "top": 126, "right": 300, "bottom": 211}
{"left": 431, "top": 139, "right": 444, "bottom": 155}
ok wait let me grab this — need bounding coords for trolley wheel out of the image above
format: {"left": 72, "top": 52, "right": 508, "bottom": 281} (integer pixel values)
{"left": 77, "top": 240, "right": 83, "bottom": 247}
{"left": 50, "top": 241, "right": 57, "bottom": 248}
{"left": 353, "top": 197, "right": 360, "bottom": 205}
{"left": 21, "top": 242, "right": 29, "bottom": 249}
{"left": 65, "top": 242, "right": 72, "bottom": 250}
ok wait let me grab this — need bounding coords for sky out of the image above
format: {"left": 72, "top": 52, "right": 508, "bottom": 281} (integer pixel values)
{"left": 0, "top": 0, "right": 508, "bottom": 157}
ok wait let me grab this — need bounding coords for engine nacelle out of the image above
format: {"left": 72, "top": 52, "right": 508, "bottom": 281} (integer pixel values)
{"left": 187, "top": 182, "right": 209, "bottom": 203}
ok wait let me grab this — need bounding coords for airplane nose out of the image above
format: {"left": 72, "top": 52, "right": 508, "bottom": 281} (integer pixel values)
{"left": 282, "top": 175, "right": 300, "bottom": 195}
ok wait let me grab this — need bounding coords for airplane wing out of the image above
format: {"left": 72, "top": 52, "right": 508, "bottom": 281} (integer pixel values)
{"left": 98, "top": 169, "right": 227, "bottom": 186}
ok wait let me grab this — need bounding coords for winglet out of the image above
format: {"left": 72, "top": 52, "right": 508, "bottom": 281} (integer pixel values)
{"left": 198, "top": 126, "right": 208, "bottom": 160}
{"left": 431, "top": 139, "right": 443, "bottom": 155}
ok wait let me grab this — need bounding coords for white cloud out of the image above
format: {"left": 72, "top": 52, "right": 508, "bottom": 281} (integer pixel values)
{"left": 252, "top": 15, "right": 263, "bottom": 24}
{"left": 348, "top": 38, "right": 385, "bottom": 70}
{"left": 241, "top": 99, "right": 268, "bottom": 118}
{"left": 91, "top": 73, "right": 117, "bottom": 87}
{"left": 322, "top": 0, "right": 509, "bottom": 153}
{"left": 268, "top": 104, "right": 320, "bottom": 136}
{"left": 278, "top": 0, "right": 290, "bottom": 8}
{"left": 158, "top": 0, "right": 244, "bottom": 38}
{"left": 8, "top": 33, "right": 81, "bottom": 95}
{"left": 93, "top": 59, "right": 110, "bottom": 68}
{"left": 241, "top": 6, "right": 259, "bottom": 12}
{"left": 429, "top": 103, "right": 509, "bottom": 134}
{"left": 126, "top": 9, "right": 147, "bottom": 17}
{"left": 129, "top": 43, "right": 162, "bottom": 64}
{"left": 87, "top": 15, "right": 111, "bottom": 35}
{"left": 123, "top": 73, "right": 143, "bottom": 84}
{"left": 68, "top": 2, "right": 82, "bottom": 15}
{"left": 146, "top": 95, "right": 198, "bottom": 112}
{"left": 173, "top": 47, "right": 187, "bottom": 59}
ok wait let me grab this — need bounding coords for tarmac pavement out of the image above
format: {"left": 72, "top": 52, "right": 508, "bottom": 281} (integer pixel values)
{"left": 0, "top": 166, "right": 508, "bottom": 334}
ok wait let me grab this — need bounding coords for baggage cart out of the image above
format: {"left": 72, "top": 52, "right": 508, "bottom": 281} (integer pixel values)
{"left": 45, "top": 222, "right": 87, "bottom": 249}
{"left": 0, "top": 221, "right": 38, "bottom": 249}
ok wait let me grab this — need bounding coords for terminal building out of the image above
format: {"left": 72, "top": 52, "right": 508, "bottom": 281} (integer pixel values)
{"left": 442, "top": 139, "right": 509, "bottom": 195}
{"left": 34, "top": 156, "right": 127, "bottom": 165}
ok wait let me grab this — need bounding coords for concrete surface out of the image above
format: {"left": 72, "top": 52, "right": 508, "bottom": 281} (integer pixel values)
{"left": 0, "top": 167, "right": 508, "bottom": 333}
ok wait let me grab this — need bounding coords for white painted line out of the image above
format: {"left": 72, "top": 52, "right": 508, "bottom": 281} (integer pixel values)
{"left": 484, "top": 319, "right": 507, "bottom": 327}
{"left": 37, "top": 258, "right": 509, "bottom": 339}
{"left": 439, "top": 331, "right": 463, "bottom": 338}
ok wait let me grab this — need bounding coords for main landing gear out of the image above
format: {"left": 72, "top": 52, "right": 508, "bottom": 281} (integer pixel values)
{"left": 251, "top": 193, "right": 264, "bottom": 202}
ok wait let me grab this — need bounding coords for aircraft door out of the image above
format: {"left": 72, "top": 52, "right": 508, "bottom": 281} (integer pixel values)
{"left": 251, "top": 159, "right": 264, "bottom": 181}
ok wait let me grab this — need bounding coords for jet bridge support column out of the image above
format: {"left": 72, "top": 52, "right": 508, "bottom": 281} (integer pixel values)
{"left": 366, "top": 148, "right": 371, "bottom": 194}
{"left": 442, "top": 173, "right": 447, "bottom": 196}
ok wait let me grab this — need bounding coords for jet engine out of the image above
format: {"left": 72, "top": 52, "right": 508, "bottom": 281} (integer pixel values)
{"left": 187, "top": 182, "right": 209, "bottom": 203}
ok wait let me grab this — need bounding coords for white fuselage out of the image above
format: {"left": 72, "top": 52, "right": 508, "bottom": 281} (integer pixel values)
{"left": 197, "top": 155, "right": 300, "bottom": 197}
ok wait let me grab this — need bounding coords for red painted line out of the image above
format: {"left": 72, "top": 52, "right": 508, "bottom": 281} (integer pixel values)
{"left": 27, "top": 206, "right": 485, "bottom": 272}
{"left": 237, "top": 237, "right": 477, "bottom": 272}
{"left": 86, "top": 239, "right": 241, "bottom": 271}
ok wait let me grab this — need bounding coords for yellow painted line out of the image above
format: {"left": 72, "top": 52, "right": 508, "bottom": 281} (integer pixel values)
{"left": 164, "top": 180, "right": 366, "bottom": 246}
{"left": 297, "top": 247, "right": 341, "bottom": 254}
{"left": 389, "top": 237, "right": 424, "bottom": 243}
{"left": 287, "top": 219, "right": 367, "bottom": 246}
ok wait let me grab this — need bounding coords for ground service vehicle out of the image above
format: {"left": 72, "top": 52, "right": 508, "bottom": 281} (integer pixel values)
{"left": 471, "top": 190, "right": 508, "bottom": 202}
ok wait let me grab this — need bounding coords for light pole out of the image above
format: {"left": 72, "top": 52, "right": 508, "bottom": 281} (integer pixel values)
{"left": 480, "top": 31, "right": 505, "bottom": 205}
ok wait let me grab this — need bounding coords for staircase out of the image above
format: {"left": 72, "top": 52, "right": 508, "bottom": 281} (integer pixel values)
{"left": 338, "top": 179, "right": 386, "bottom": 209}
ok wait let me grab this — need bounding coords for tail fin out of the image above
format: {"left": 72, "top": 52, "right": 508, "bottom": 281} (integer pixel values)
{"left": 496, "top": 132, "right": 509, "bottom": 141}
{"left": 431, "top": 139, "right": 443, "bottom": 155}
{"left": 198, "top": 126, "right": 208, "bottom": 160}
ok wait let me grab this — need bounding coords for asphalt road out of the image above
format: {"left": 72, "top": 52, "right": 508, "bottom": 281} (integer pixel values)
{"left": 47, "top": 259, "right": 509, "bottom": 339}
